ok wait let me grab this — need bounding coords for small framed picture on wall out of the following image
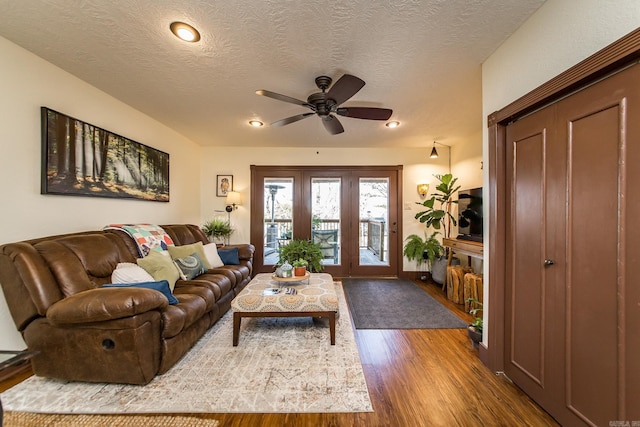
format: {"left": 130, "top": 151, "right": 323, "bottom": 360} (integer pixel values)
{"left": 216, "top": 175, "right": 233, "bottom": 197}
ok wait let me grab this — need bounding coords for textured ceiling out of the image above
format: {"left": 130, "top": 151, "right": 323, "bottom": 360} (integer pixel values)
{"left": 0, "top": 0, "right": 545, "bottom": 148}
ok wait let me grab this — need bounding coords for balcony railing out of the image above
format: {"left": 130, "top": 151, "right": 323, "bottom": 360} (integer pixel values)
{"left": 263, "top": 218, "right": 387, "bottom": 261}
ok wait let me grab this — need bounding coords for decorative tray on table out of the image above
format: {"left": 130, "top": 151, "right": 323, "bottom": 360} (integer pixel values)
{"left": 271, "top": 271, "right": 311, "bottom": 283}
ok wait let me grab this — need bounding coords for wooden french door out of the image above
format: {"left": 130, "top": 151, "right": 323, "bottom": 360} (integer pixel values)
{"left": 250, "top": 165, "right": 401, "bottom": 277}
{"left": 504, "top": 62, "right": 640, "bottom": 426}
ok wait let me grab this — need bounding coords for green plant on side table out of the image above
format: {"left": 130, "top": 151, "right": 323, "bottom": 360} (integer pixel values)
{"left": 467, "top": 298, "right": 483, "bottom": 348}
{"left": 403, "top": 231, "right": 444, "bottom": 278}
{"left": 278, "top": 239, "right": 324, "bottom": 273}
{"left": 202, "top": 218, "right": 234, "bottom": 244}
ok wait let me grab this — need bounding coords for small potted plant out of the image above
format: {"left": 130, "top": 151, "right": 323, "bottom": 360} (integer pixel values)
{"left": 201, "top": 218, "right": 234, "bottom": 244}
{"left": 467, "top": 298, "right": 483, "bottom": 348}
{"left": 292, "top": 258, "right": 308, "bottom": 276}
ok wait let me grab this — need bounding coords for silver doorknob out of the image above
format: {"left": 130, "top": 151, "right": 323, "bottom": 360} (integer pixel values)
{"left": 544, "top": 259, "right": 555, "bottom": 266}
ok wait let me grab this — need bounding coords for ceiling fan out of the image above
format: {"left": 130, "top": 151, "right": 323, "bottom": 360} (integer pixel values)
{"left": 256, "top": 74, "right": 393, "bottom": 135}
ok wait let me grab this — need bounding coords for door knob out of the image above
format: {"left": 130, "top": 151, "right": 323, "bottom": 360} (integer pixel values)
{"left": 544, "top": 259, "right": 555, "bottom": 266}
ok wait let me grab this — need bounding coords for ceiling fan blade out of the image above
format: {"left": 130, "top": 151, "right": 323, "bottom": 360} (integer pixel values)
{"left": 325, "top": 74, "right": 365, "bottom": 106}
{"left": 271, "top": 112, "right": 315, "bottom": 127}
{"left": 336, "top": 107, "right": 393, "bottom": 120}
{"left": 256, "top": 90, "right": 312, "bottom": 108}
{"left": 322, "top": 115, "right": 344, "bottom": 135}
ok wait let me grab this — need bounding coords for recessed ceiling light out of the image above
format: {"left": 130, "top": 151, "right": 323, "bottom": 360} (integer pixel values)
{"left": 170, "top": 22, "right": 201, "bottom": 43}
{"left": 249, "top": 120, "right": 264, "bottom": 127}
{"left": 386, "top": 121, "right": 400, "bottom": 128}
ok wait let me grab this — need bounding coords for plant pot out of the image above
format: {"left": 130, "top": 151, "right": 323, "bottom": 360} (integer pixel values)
{"left": 467, "top": 325, "right": 482, "bottom": 348}
{"left": 430, "top": 255, "right": 459, "bottom": 285}
{"left": 294, "top": 266, "right": 307, "bottom": 276}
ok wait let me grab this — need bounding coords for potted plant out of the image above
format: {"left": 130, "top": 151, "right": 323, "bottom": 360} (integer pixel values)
{"left": 403, "top": 231, "right": 444, "bottom": 279}
{"left": 467, "top": 298, "right": 483, "bottom": 348}
{"left": 201, "top": 218, "right": 234, "bottom": 244}
{"left": 278, "top": 238, "right": 324, "bottom": 273}
{"left": 292, "top": 258, "right": 308, "bottom": 276}
{"left": 414, "top": 173, "right": 461, "bottom": 284}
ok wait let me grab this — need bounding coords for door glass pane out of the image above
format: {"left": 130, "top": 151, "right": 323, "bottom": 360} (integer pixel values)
{"left": 311, "top": 178, "right": 341, "bottom": 265}
{"left": 263, "top": 178, "right": 293, "bottom": 265}
{"left": 359, "top": 178, "right": 389, "bottom": 266}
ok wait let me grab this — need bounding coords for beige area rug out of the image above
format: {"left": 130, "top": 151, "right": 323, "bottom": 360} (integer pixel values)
{"left": 1, "top": 283, "right": 372, "bottom": 414}
{"left": 3, "top": 412, "right": 219, "bottom": 427}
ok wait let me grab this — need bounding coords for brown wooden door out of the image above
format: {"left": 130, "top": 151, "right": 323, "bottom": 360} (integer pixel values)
{"left": 250, "top": 166, "right": 402, "bottom": 277}
{"left": 504, "top": 63, "right": 640, "bottom": 425}
{"left": 347, "top": 168, "right": 401, "bottom": 277}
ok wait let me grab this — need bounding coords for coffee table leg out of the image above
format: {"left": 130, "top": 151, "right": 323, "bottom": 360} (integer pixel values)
{"left": 233, "top": 312, "right": 241, "bottom": 346}
{"left": 329, "top": 312, "right": 336, "bottom": 345}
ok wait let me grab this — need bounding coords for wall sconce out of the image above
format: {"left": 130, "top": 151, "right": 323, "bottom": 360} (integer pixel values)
{"left": 417, "top": 183, "right": 430, "bottom": 198}
{"left": 225, "top": 191, "right": 241, "bottom": 213}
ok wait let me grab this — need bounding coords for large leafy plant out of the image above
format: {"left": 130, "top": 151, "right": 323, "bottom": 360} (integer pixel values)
{"left": 414, "top": 173, "right": 460, "bottom": 239}
{"left": 403, "top": 231, "right": 444, "bottom": 271}
{"left": 278, "top": 239, "right": 324, "bottom": 273}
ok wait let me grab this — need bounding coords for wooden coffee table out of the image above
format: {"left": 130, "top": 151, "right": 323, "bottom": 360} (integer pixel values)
{"left": 230, "top": 272, "right": 338, "bottom": 346}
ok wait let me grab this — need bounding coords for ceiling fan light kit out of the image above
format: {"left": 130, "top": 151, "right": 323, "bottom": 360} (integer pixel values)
{"left": 256, "top": 74, "right": 393, "bottom": 135}
{"left": 248, "top": 120, "right": 263, "bottom": 127}
{"left": 386, "top": 121, "right": 400, "bottom": 128}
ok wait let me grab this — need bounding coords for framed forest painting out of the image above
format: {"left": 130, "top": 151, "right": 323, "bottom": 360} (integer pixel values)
{"left": 41, "top": 107, "right": 169, "bottom": 202}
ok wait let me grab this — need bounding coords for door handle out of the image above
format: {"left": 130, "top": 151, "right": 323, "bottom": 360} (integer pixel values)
{"left": 544, "top": 259, "right": 555, "bottom": 266}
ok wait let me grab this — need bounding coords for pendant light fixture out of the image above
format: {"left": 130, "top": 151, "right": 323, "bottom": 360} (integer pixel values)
{"left": 430, "top": 141, "right": 439, "bottom": 158}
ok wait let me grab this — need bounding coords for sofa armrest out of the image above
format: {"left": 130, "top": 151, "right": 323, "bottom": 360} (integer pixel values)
{"left": 47, "top": 287, "right": 168, "bottom": 325}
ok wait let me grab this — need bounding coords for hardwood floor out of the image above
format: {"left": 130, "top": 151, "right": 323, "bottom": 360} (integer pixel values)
{"left": 1, "top": 280, "right": 559, "bottom": 426}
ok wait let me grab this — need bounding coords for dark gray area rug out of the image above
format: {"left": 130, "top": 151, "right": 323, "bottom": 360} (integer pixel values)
{"left": 342, "top": 278, "right": 467, "bottom": 329}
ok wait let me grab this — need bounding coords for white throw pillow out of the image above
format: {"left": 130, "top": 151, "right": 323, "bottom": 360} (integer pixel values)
{"left": 111, "top": 262, "right": 155, "bottom": 284}
{"left": 203, "top": 243, "right": 224, "bottom": 268}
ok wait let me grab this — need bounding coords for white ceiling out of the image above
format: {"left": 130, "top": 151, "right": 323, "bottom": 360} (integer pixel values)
{"left": 0, "top": 0, "right": 545, "bottom": 148}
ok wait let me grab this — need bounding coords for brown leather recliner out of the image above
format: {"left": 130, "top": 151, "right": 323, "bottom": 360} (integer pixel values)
{"left": 0, "top": 224, "right": 254, "bottom": 385}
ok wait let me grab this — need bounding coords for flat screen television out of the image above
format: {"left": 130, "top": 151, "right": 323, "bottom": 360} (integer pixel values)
{"left": 457, "top": 187, "right": 483, "bottom": 242}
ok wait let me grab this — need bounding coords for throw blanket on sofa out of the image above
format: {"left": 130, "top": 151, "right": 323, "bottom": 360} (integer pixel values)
{"left": 105, "top": 224, "right": 174, "bottom": 256}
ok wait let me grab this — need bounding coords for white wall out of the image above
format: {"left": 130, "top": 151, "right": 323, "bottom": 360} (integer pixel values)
{"left": 0, "top": 36, "right": 202, "bottom": 349}
{"left": 481, "top": 0, "right": 639, "bottom": 345}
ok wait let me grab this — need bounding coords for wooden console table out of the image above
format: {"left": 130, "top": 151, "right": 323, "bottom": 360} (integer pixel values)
{"left": 442, "top": 238, "right": 483, "bottom": 265}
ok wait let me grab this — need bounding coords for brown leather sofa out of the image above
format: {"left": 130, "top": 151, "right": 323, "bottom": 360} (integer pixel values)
{"left": 0, "top": 224, "right": 254, "bottom": 385}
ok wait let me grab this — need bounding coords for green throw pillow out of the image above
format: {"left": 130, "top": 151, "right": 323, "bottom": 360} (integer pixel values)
{"left": 167, "top": 242, "right": 212, "bottom": 270}
{"left": 137, "top": 251, "right": 180, "bottom": 291}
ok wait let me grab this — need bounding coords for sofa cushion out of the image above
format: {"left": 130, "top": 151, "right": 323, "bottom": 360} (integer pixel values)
{"left": 167, "top": 242, "right": 212, "bottom": 270}
{"left": 136, "top": 251, "right": 180, "bottom": 290}
{"left": 173, "top": 253, "right": 207, "bottom": 281}
{"left": 161, "top": 293, "right": 208, "bottom": 338}
{"left": 111, "top": 263, "right": 155, "bottom": 284}
{"left": 218, "top": 247, "right": 240, "bottom": 265}
{"left": 203, "top": 243, "right": 224, "bottom": 268}
{"left": 103, "top": 280, "right": 178, "bottom": 304}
